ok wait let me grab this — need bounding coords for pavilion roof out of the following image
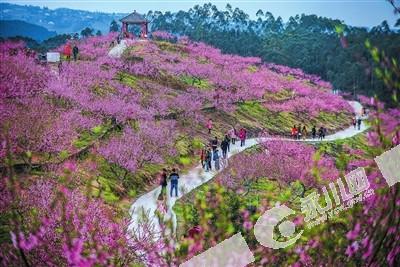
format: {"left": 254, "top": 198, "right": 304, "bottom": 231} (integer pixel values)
{"left": 120, "top": 11, "right": 148, "bottom": 24}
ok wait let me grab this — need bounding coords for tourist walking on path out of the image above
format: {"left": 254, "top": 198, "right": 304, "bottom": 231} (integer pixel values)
{"left": 302, "top": 126, "right": 308, "bottom": 140}
{"left": 291, "top": 125, "right": 298, "bottom": 140}
{"left": 239, "top": 128, "right": 247, "bottom": 147}
{"left": 353, "top": 116, "right": 357, "bottom": 129}
{"left": 318, "top": 127, "right": 324, "bottom": 141}
{"left": 159, "top": 168, "right": 168, "bottom": 200}
{"left": 205, "top": 147, "right": 212, "bottom": 172}
{"left": 72, "top": 45, "right": 79, "bottom": 61}
{"left": 169, "top": 169, "right": 180, "bottom": 197}
{"left": 221, "top": 137, "right": 229, "bottom": 159}
{"left": 224, "top": 134, "right": 231, "bottom": 152}
{"left": 213, "top": 149, "right": 220, "bottom": 171}
{"left": 311, "top": 126, "right": 317, "bottom": 139}
{"left": 207, "top": 119, "right": 213, "bottom": 134}
{"left": 211, "top": 137, "right": 219, "bottom": 151}
{"left": 229, "top": 127, "right": 237, "bottom": 145}
{"left": 200, "top": 146, "right": 206, "bottom": 169}
{"left": 297, "top": 124, "right": 302, "bottom": 140}
{"left": 357, "top": 117, "right": 362, "bottom": 130}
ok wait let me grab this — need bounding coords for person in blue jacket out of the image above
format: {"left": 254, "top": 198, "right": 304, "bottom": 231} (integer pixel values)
{"left": 169, "top": 168, "right": 180, "bottom": 197}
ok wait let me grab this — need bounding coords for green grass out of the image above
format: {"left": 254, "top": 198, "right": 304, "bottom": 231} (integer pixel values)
{"left": 234, "top": 101, "right": 296, "bottom": 134}
{"left": 247, "top": 65, "right": 258, "bottom": 73}
{"left": 91, "top": 85, "right": 117, "bottom": 97}
{"left": 117, "top": 72, "right": 140, "bottom": 88}
{"left": 95, "top": 176, "right": 120, "bottom": 204}
{"left": 263, "top": 89, "right": 293, "bottom": 101}
{"left": 72, "top": 123, "right": 111, "bottom": 150}
{"left": 179, "top": 156, "right": 191, "bottom": 165}
{"left": 315, "top": 133, "right": 376, "bottom": 171}
{"left": 155, "top": 41, "right": 187, "bottom": 54}
{"left": 315, "top": 111, "right": 351, "bottom": 130}
{"left": 180, "top": 75, "right": 212, "bottom": 90}
{"left": 58, "top": 150, "right": 70, "bottom": 160}
{"left": 232, "top": 100, "right": 352, "bottom": 136}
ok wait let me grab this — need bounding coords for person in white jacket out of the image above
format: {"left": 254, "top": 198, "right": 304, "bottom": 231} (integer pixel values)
{"left": 228, "top": 126, "right": 237, "bottom": 145}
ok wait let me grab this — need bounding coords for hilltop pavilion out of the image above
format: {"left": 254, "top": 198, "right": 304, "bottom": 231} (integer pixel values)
{"left": 120, "top": 10, "right": 149, "bottom": 38}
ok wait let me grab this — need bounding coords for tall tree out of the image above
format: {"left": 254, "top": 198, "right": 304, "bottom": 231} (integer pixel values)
{"left": 109, "top": 20, "right": 120, "bottom": 32}
{"left": 80, "top": 27, "right": 94, "bottom": 38}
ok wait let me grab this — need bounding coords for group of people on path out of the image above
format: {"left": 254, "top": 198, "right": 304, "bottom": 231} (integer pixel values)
{"left": 207, "top": 119, "right": 247, "bottom": 146}
{"left": 62, "top": 43, "right": 79, "bottom": 61}
{"left": 158, "top": 168, "right": 180, "bottom": 199}
{"left": 291, "top": 125, "right": 326, "bottom": 140}
{"left": 202, "top": 119, "right": 247, "bottom": 172}
{"left": 58, "top": 43, "right": 79, "bottom": 74}
{"left": 155, "top": 120, "right": 248, "bottom": 209}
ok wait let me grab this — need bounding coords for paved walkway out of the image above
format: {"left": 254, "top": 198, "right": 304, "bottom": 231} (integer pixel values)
{"left": 128, "top": 100, "right": 367, "bottom": 236}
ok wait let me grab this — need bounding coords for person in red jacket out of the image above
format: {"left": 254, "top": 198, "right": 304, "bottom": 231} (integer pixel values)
{"left": 63, "top": 43, "right": 72, "bottom": 61}
{"left": 200, "top": 146, "right": 206, "bottom": 169}
{"left": 291, "top": 125, "right": 298, "bottom": 140}
{"left": 239, "top": 128, "right": 247, "bottom": 147}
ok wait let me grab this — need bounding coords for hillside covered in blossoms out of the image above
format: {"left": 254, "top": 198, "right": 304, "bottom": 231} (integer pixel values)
{"left": 1, "top": 30, "right": 399, "bottom": 267}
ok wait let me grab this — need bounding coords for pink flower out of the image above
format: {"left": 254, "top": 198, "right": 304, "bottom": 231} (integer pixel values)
{"left": 346, "top": 223, "right": 361, "bottom": 240}
{"left": 345, "top": 241, "right": 359, "bottom": 257}
{"left": 243, "top": 221, "right": 253, "bottom": 230}
{"left": 63, "top": 160, "right": 77, "bottom": 172}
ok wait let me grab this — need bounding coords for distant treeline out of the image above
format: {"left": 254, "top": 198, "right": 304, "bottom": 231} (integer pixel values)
{"left": 147, "top": 3, "right": 400, "bottom": 103}
{"left": 0, "top": 26, "right": 102, "bottom": 53}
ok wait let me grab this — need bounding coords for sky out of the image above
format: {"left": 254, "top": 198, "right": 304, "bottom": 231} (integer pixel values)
{"left": 2, "top": 0, "right": 399, "bottom": 27}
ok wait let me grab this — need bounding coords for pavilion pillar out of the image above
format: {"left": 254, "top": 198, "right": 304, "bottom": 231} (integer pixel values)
{"left": 122, "top": 22, "right": 128, "bottom": 36}
{"left": 140, "top": 23, "right": 147, "bottom": 38}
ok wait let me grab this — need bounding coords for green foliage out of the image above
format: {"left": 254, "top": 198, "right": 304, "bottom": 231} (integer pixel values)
{"left": 334, "top": 24, "right": 345, "bottom": 35}
{"left": 155, "top": 41, "right": 186, "bottom": 53}
{"left": 234, "top": 101, "right": 295, "bottom": 134}
{"left": 58, "top": 150, "right": 69, "bottom": 160}
{"left": 96, "top": 157, "right": 141, "bottom": 200}
{"left": 175, "top": 135, "right": 191, "bottom": 156}
{"left": 0, "top": 211, "right": 12, "bottom": 244}
{"left": 192, "top": 137, "right": 204, "bottom": 149}
{"left": 315, "top": 133, "right": 377, "bottom": 172}
{"left": 96, "top": 176, "right": 120, "bottom": 204}
{"left": 247, "top": 65, "right": 258, "bottom": 73}
{"left": 315, "top": 111, "right": 351, "bottom": 130}
{"left": 232, "top": 100, "right": 352, "bottom": 135}
{"left": 151, "top": 6, "right": 400, "bottom": 103}
{"left": 180, "top": 75, "right": 211, "bottom": 90}
{"left": 81, "top": 27, "right": 94, "bottom": 38}
{"left": 109, "top": 19, "right": 120, "bottom": 32}
{"left": 117, "top": 72, "right": 139, "bottom": 88}
{"left": 179, "top": 156, "right": 191, "bottom": 165}
{"left": 72, "top": 123, "right": 109, "bottom": 149}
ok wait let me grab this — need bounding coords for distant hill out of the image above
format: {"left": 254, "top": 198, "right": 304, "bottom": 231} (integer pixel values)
{"left": 0, "top": 20, "right": 57, "bottom": 41}
{"left": 0, "top": 3, "right": 126, "bottom": 34}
